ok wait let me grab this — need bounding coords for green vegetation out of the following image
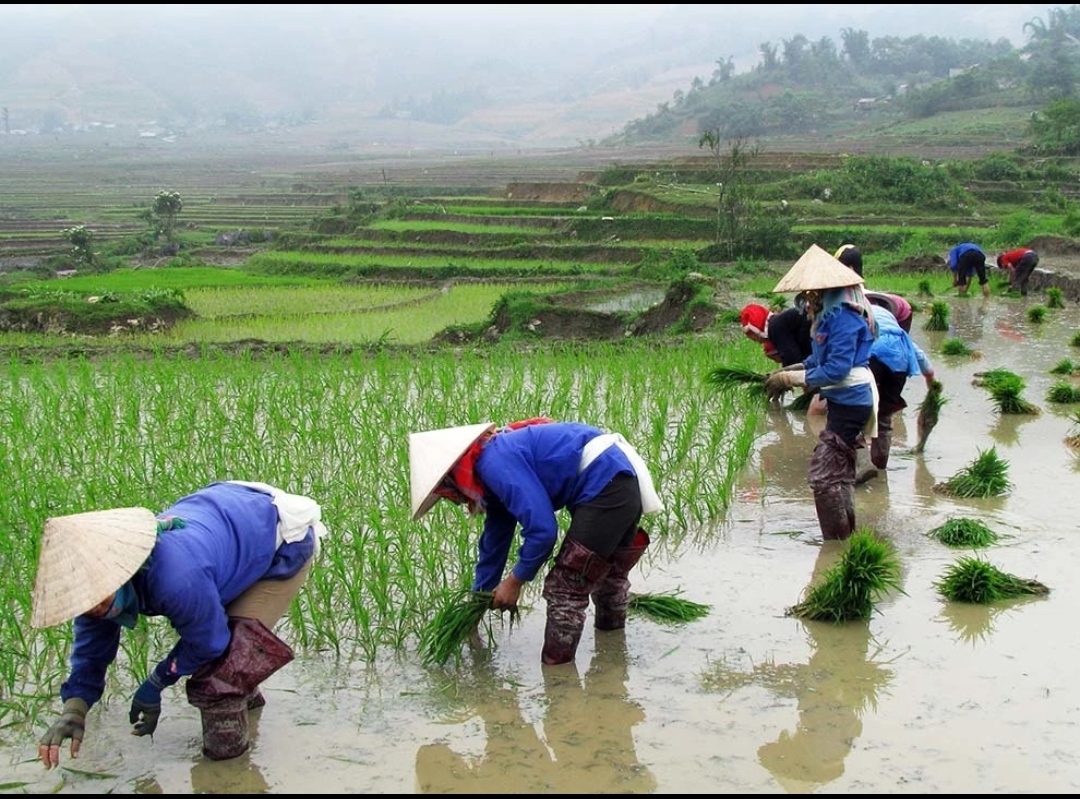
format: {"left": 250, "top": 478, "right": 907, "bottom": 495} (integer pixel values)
{"left": 1028, "top": 305, "right": 1049, "bottom": 323}
{"left": 934, "top": 447, "right": 1012, "bottom": 498}
{"left": 935, "top": 557, "right": 1050, "bottom": 603}
{"left": 926, "top": 517, "right": 1001, "bottom": 548}
{"left": 1047, "top": 381, "right": 1080, "bottom": 403}
{"left": 628, "top": 592, "right": 711, "bottom": 623}
{"left": 925, "top": 301, "right": 951, "bottom": 331}
{"left": 1047, "top": 287, "right": 1065, "bottom": 308}
{"left": 786, "top": 529, "right": 903, "bottom": 622}
{"left": 975, "top": 368, "right": 1040, "bottom": 414}
{"left": 419, "top": 590, "right": 505, "bottom": 667}
{"left": 940, "top": 338, "right": 974, "bottom": 357}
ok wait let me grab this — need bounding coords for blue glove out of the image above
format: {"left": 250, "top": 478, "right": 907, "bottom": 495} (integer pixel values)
{"left": 129, "top": 672, "right": 166, "bottom": 737}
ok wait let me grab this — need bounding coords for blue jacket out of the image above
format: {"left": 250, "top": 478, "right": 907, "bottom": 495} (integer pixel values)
{"left": 61, "top": 482, "right": 315, "bottom": 707}
{"left": 802, "top": 305, "right": 875, "bottom": 407}
{"left": 870, "top": 305, "right": 932, "bottom": 377}
{"left": 948, "top": 243, "right": 984, "bottom": 271}
{"left": 472, "top": 422, "right": 636, "bottom": 591}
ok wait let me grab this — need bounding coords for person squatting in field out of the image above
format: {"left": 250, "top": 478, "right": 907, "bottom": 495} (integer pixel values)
{"left": 32, "top": 481, "right": 327, "bottom": 766}
{"left": 763, "top": 245, "right": 878, "bottom": 541}
{"left": 409, "top": 418, "right": 663, "bottom": 666}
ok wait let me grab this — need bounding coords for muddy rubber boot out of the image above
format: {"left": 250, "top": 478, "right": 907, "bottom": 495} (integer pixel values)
{"left": 592, "top": 528, "right": 650, "bottom": 631}
{"left": 854, "top": 445, "right": 878, "bottom": 485}
{"left": 186, "top": 617, "right": 294, "bottom": 760}
{"left": 870, "top": 413, "right": 894, "bottom": 470}
{"left": 541, "top": 539, "right": 611, "bottom": 666}
{"left": 246, "top": 690, "right": 266, "bottom": 711}
{"left": 813, "top": 488, "right": 854, "bottom": 541}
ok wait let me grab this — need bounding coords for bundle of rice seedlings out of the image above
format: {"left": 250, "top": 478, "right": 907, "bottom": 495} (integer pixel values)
{"left": 911, "top": 378, "right": 946, "bottom": 455}
{"left": 1067, "top": 409, "right": 1080, "bottom": 449}
{"left": 940, "top": 338, "right": 973, "bottom": 357}
{"left": 419, "top": 589, "right": 507, "bottom": 667}
{"left": 924, "top": 300, "right": 950, "bottom": 331}
{"left": 926, "top": 517, "right": 1000, "bottom": 548}
{"left": 933, "top": 446, "right": 1012, "bottom": 498}
{"left": 1027, "top": 305, "right": 1048, "bottom": 323}
{"left": 935, "top": 556, "right": 1050, "bottom": 604}
{"left": 1050, "top": 358, "right": 1078, "bottom": 375}
{"left": 1047, "top": 287, "right": 1065, "bottom": 309}
{"left": 786, "top": 528, "right": 903, "bottom": 622}
{"left": 918, "top": 279, "right": 934, "bottom": 298}
{"left": 705, "top": 366, "right": 767, "bottom": 397}
{"left": 1047, "top": 381, "right": 1080, "bottom": 404}
{"left": 1071, "top": 331, "right": 1080, "bottom": 348}
{"left": 628, "top": 591, "right": 710, "bottom": 623}
{"left": 786, "top": 389, "right": 817, "bottom": 412}
{"left": 975, "top": 368, "right": 1039, "bottom": 414}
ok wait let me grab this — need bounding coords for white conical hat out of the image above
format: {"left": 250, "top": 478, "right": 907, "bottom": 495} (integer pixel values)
{"left": 409, "top": 422, "right": 496, "bottom": 520}
{"left": 773, "top": 244, "right": 864, "bottom": 293}
{"left": 31, "top": 506, "right": 158, "bottom": 628}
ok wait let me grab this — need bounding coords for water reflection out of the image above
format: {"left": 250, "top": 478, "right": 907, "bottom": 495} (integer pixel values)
{"left": 937, "top": 594, "right": 1047, "bottom": 645}
{"left": 415, "top": 631, "right": 655, "bottom": 793}
{"left": 757, "top": 544, "right": 894, "bottom": 793}
{"left": 188, "top": 710, "right": 269, "bottom": 794}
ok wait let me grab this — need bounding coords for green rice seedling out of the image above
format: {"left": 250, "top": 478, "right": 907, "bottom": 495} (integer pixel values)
{"left": 1072, "top": 331, "right": 1080, "bottom": 348}
{"left": 1050, "top": 358, "right": 1077, "bottom": 375}
{"left": 1047, "top": 381, "right": 1080, "bottom": 404}
{"left": 924, "top": 300, "right": 950, "bottom": 331}
{"left": 912, "top": 378, "right": 946, "bottom": 454}
{"left": 926, "top": 517, "right": 1000, "bottom": 548}
{"left": 705, "top": 365, "right": 767, "bottom": 396}
{"left": 628, "top": 591, "right": 711, "bottom": 623}
{"left": 768, "top": 294, "right": 788, "bottom": 312}
{"left": 786, "top": 528, "right": 903, "bottom": 622}
{"left": 786, "top": 389, "right": 816, "bottom": 412}
{"left": 934, "top": 446, "right": 1012, "bottom": 498}
{"left": 940, "top": 338, "right": 973, "bottom": 357}
{"left": 1027, "top": 305, "right": 1048, "bottom": 323}
{"left": 917, "top": 279, "right": 933, "bottom": 297}
{"left": 1046, "top": 287, "right": 1065, "bottom": 308}
{"left": 975, "top": 368, "right": 1039, "bottom": 414}
{"left": 934, "top": 556, "right": 1050, "bottom": 603}
{"left": 419, "top": 590, "right": 510, "bottom": 668}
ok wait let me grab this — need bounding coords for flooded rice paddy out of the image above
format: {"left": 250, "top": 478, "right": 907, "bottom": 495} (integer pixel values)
{"left": 6, "top": 293, "right": 1080, "bottom": 794}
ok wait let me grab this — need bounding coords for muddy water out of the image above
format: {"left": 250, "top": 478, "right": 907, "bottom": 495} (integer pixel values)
{"left": 9, "top": 295, "right": 1080, "bottom": 794}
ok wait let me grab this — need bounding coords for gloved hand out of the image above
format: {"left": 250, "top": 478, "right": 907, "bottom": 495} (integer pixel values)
{"left": 38, "top": 697, "right": 88, "bottom": 770}
{"left": 129, "top": 672, "right": 166, "bottom": 737}
{"left": 764, "top": 369, "right": 806, "bottom": 401}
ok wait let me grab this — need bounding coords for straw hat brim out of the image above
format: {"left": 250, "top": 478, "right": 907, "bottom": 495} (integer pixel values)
{"left": 773, "top": 244, "right": 864, "bottom": 293}
{"left": 409, "top": 422, "right": 496, "bottom": 520}
{"left": 31, "top": 507, "right": 158, "bottom": 628}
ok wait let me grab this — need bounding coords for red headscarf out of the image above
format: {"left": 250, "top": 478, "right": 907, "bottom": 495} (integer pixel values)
{"left": 740, "top": 303, "right": 770, "bottom": 340}
{"left": 442, "top": 417, "right": 554, "bottom": 513}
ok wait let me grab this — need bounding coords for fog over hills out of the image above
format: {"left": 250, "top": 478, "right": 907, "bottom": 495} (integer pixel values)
{"left": 0, "top": 3, "right": 1055, "bottom": 151}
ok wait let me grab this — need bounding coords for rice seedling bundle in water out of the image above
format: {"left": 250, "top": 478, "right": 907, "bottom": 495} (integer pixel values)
{"left": 940, "top": 338, "right": 973, "bottom": 357}
{"left": 1047, "top": 287, "right": 1065, "bottom": 309}
{"left": 925, "top": 301, "right": 950, "bottom": 331}
{"left": 1047, "top": 382, "right": 1080, "bottom": 404}
{"left": 975, "top": 369, "right": 1039, "bottom": 414}
{"left": 934, "top": 446, "right": 1012, "bottom": 498}
{"left": 786, "top": 529, "right": 903, "bottom": 622}
{"left": 628, "top": 591, "right": 710, "bottom": 623}
{"left": 935, "top": 556, "right": 1050, "bottom": 603}
{"left": 926, "top": 517, "right": 1000, "bottom": 548}
{"left": 1027, "top": 305, "right": 1048, "bottom": 323}
{"left": 912, "top": 378, "right": 946, "bottom": 454}
{"left": 786, "top": 389, "right": 817, "bottom": 412}
{"left": 419, "top": 589, "right": 504, "bottom": 667}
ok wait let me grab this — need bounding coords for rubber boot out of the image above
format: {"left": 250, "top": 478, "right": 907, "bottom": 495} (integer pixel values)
{"left": 541, "top": 539, "right": 611, "bottom": 666}
{"left": 592, "top": 528, "right": 650, "bottom": 631}
{"left": 808, "top": 431, "right": 857, "bottom": 541}
{"left": 854, "top": 445, "right": 878, "bottom": 485}
{"left": 186, "top": 617, "right": 294, "bottom": 760}
{"left": 870, "top": 413, "right": 894, "bottom": 470}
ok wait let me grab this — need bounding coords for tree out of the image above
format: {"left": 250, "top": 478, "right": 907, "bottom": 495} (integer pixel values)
{"left": 151, "top": 190, "right": 184, "bottom": 243}
{"left": 61, "top": 224, "right": 96, "bottom": 267}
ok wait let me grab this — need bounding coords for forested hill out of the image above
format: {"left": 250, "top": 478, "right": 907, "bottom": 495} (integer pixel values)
{"left": 607, "top": 5, "right": 1080, "bottom": 153}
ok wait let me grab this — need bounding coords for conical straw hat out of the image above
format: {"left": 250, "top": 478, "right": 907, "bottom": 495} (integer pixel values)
{"left": 31, "top": 507, "right": 158, "bottom": 628}
{"left": 773, "top": 243, "right": 864, "bottom": 293}
{"left": 409, "top": 422, "right": 496, "bottom": 520}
